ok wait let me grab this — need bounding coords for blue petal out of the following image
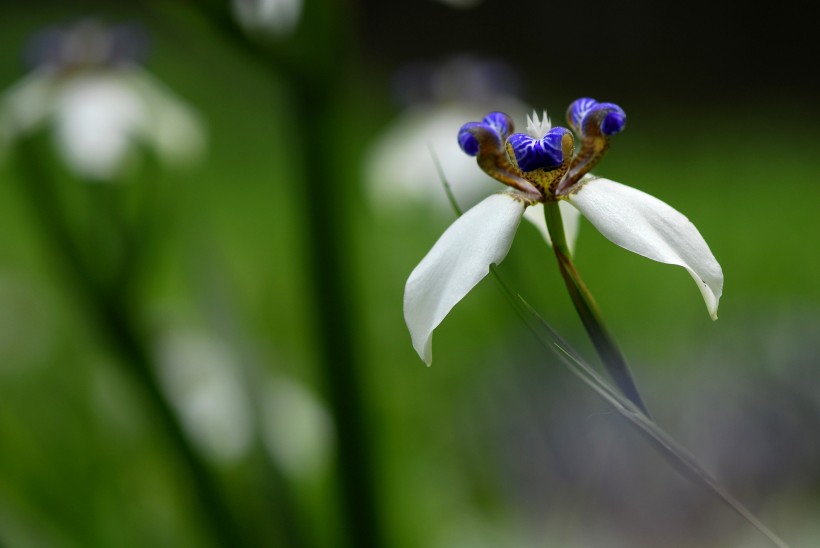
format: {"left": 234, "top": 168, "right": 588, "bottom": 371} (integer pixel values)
{"left": 596, "top": 103, "right": 627, "bottom": 135}
{"left": 568, "top": 97, "right": 598, "bottom": 131}
{"left": 569, "top": 98, "right": 627, "bottom": 136}
{"left": 482, "top": 111, "right": 513, "bottom": 140}
{"left": 457, "top": 122, "right": 483, "bottom": 156}
{"left": 509, "top": 128, "right": 567, "bottom": 172}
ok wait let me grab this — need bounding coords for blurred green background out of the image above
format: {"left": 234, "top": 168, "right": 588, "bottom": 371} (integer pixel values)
{"left": 1, "top": 1, "right": 819, "bottom": 547}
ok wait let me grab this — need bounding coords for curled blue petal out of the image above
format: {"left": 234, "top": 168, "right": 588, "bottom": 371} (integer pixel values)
{"left": 509, "top": 127, "right": 567, "bottom": 172}
{"left": 568, "top": 97, "right": 598, "bottom": 131}
{"left": 596, "top": 103, "right": 627, "bottom": 135}
{"left": 457, "top": 112, "right": 513, "bottom": 156}
{"left": 482, "top": 111, "right": 513, "bottom": 140}
{"left": 457, "top": 122, "right": 483, "bottom": 156}
{"left": 569, "top": 98, "right": 627, "bottom": 136}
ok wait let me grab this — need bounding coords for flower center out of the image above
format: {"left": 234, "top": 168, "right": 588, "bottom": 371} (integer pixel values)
{"left": 456, "top": 99, "right": 627, "bottom": 200}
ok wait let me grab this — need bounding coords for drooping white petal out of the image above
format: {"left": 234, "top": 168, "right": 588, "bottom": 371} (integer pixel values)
{"left": 261, "top": 376, "right": 333, "bottom": 480}
{"left": 404, "top": 193, "right": 526, "bottom": 364}
{"left": 0, "top": 69, "right": 57, "bottom": 156}
{"left": 124, "top": 68, "right": 206, "bottom": 166}
{"left": 53, "top": 74, "right": 146, "bottom": 180}
{"left": 232, "top": 0, "right": 302, "bottom": 36}
{"left": 0, "top": 69, "right": 56, "bottom": 131}
{"left": 522, "top": 200, "right": 581, "bottom": 253}
{"left": 567, "top": 177, "right": 723, "bottom": 319}
{"left": 155, "top": 330, "right": 253, "bottom": 464}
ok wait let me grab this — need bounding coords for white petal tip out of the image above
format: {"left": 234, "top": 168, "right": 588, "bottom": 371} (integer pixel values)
{"left": 568, "top": 178, "right": 724, "bottom": 325}
{"left": 403, "top": 193, "right": 525, "bottom": 368}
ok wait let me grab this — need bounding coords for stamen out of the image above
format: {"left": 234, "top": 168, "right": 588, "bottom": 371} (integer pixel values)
{"left": 525, "top": 110, "right": 551, "bottom": 138}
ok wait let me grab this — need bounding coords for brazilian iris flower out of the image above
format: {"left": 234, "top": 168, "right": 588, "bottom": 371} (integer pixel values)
{"left": 0, "top": 20, "right": 203, "bottom": 181}
{"left": 404, "top": 98, "right": 723, "bottom": 364}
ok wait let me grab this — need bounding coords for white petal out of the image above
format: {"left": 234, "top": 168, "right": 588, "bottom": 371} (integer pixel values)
{"left": 261, "top": 376, "right": 332, "bottom": 479}
{"left": 0, "top": 69, "right": 56, "bottom": 155}
{"left": 404, "top": 193, "right": 525, "bottom": 364}
{"left": 522, "top": 200, "right": 581, "bottom": 253}
{"left": 53, "top": 74, "right": 146, "bottom": 180}
{"left": 232, "top": 0, "right": 302, "bottom": 35}
{"left": 155, "top": 330, "right": 253, "bottom": 464}
{"left": 124, "top": 68, "right": 206, "bottom": 166}
{"left": 567, "top": 177, "right": 723, "bottom": 319}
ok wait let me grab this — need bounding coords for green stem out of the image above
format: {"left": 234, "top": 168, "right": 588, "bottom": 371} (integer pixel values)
{"left": 291, "top": 85, "right": 386, "bottom": 548}
{"left": 543, "top": 201, "right": 649, "bottom": 415}
{"left": 14, "top": 139, "right": 244, "bottom": 548}
{"left": 176, "top": 1, "right": 386, "bottom": 546}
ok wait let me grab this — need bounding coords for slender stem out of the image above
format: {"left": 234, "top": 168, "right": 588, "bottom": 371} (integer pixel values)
{"left": 433, "top": 153, "right": 785, "bottom": 548}
{"left": 14, "top": 139, "right": 244, "bottom": 548}
{"left": 543, "top": 201, "right": 650, "bottom": 415}
{"left": 291, "top": 87, "right": 386, "bottom": 548}
{"left": 177, "top": 1, "right": 385, "bottom": 545}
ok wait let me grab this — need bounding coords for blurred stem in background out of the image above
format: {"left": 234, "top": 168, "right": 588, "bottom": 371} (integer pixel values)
{"left": 178, "top": 0, "right": 387, "bottom": 546}
{"left": 12, "top": 136, "right": 246, "bottom": 547}
{"left": 543, "top": 200, "right": 649, "bottom": 415}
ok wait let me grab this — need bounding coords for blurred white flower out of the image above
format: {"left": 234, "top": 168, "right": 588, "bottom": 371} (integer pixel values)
{"left": 0, "top": 20, "right": 205, "bottom": 181}
{"left": 366, "top": 103, "right": 505, "bottom": 213}
{"left": 231, "top": 0, "right": 302, "bottom": 36}
{"left": 365, "top": 56, "right": 525, "bottom": 214}
{"left": 155, "top": 330, "right": 253, "bottom": 464}
{"left": 260, "top": 376, "right": 333, "bottom": 480}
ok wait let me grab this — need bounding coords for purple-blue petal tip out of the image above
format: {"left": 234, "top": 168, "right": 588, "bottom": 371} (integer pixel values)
{"left": 457, "top": 122, "right": 482, "bottom": 156}
{"left": 509, "top": 127, "right": 568, "bottom": 172}
{"left": 601, "top": 110, "right": 626, "bottom": 135}
{"left": 568, "top": 98, "right": 627, "bottom": 136}
{"left": 482, "top": 111, "right": 512, "bottom": 140}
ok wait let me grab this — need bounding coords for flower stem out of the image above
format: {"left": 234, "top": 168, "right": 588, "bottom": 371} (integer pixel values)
{"left": 289, "top": 82, "right": 386, "bottom": 548}
{"left": 543, "top": 201, "right": 650, "bottom": 415}
{"left": 13, "top": 138, "right": 245, "bottom": 548}
{"left": 178, "top": 1, "right": 387, "bottom": 545}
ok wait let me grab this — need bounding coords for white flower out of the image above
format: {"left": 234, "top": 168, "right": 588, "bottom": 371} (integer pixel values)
{"left": 404, "top": 103, "right": 723, "bottom": 364}
{"left": 365, "top": 56, "right": 526, "bottom": 214}
{"left": 232, "top": 0, "right": 302, "bottom": 36}
{"left": 0, "top": 21, "right": 204, "bottom": 181}
{"left": 365, "top": 102, "right": 527, "bottom": 214}
{"left": 260, "top": 376, "right": 333, "bottom": 479}
{"left": 155, "top": 330, "right": 253, "bottom": 464}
